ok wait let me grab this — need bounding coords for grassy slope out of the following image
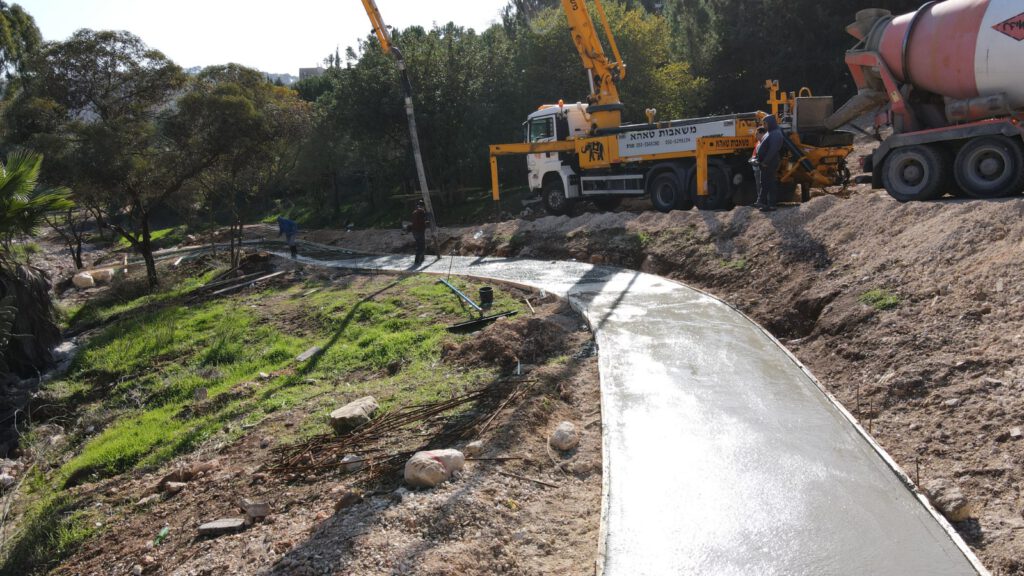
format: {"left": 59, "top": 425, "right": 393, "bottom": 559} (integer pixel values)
{"left": 2, "top": 267, "right": 523, "bottom": 576}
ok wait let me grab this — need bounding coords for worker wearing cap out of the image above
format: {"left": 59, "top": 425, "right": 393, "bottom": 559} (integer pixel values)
{"left": 411, "top": 200, "right": 427, "bottom": 265}
{"left": 756, "top": 115, "right": 784, "bottom": 212}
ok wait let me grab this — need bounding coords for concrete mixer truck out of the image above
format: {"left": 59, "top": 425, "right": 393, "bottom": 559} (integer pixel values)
{"left": 826, "top": 0, "right": 1024, "bottom": 201}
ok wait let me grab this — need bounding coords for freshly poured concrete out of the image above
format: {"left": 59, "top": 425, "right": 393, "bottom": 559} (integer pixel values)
{"left": 287, "top": 251, "right": 985, "bottom": 575}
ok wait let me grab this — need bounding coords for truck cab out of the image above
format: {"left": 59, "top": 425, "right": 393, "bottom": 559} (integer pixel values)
{"left": 524, "top": 103, "right": 593, "bottom": 213}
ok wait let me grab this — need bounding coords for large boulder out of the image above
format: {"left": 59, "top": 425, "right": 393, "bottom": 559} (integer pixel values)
{"left": 404, "top": 449, "right": 465, "bottom": 488}
{"left": 91, "top": 268, "right": 115, "bottom": 284}
{"left": 329, "top": 396, "right": 379, "bottom": 435}
{"left": 72, "top": 272, "right": 95, "bottom": 289}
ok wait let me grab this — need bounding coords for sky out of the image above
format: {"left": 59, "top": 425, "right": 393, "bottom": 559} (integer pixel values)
{"left": 15, "top": 0, "right": 511, "bottom": 74}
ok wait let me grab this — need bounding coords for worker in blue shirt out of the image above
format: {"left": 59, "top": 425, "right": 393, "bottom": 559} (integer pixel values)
{"left": 277, "top": 216, "right": 299, "bottom": 258}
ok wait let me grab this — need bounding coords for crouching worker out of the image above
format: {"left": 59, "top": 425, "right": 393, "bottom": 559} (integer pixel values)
{"left": 277, "top": 216, "right": 299, "bottom": 258}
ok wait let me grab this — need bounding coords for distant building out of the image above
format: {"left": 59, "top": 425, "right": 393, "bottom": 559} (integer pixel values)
{"left": 299, "top": 67, "right": 326, "bottom": 81}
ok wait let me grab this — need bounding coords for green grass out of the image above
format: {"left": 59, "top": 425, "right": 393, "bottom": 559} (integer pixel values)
{"left": 721, "top": 258, "right": 747, "bottom": 271}
{"left": 0, "top": 492, "right": 97, "bottom": 576}
{"left": 115, "top": 226, "right": 186, "bottom": 250}
{"left": 860, "top": 288, "right": 900, "bottom": 311}
{"left": 5, "top": 267, "right": 527, "bottom": 573}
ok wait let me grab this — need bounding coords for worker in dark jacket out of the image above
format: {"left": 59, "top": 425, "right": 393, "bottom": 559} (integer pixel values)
{"left": 755, "top": 115, "right": 784, "bottom": 212}
{"left": 277, "top": 216, "right": 299, "bottom": 258}
{"left": 411, "top": 200, "right": 427, "bottom": 265}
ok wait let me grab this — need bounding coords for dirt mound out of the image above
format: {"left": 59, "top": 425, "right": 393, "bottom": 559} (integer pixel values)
{"left": 443, "top": 316, "right": 568, "bottom": 370}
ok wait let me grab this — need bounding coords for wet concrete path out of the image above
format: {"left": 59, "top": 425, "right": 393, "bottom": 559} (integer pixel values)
{"left": 278, "top": 249, "right": 985, "bottom": 575}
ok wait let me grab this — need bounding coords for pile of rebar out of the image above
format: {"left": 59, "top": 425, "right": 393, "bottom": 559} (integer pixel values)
{"left": 267, "top": 379, "right": 533, "bottom": 484}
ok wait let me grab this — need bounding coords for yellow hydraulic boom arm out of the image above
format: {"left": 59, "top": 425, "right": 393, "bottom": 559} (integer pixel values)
{"left": 560, "top": 0, "right": 626, "bottom": 130}
{"left": 359, "top": 0, "right": 440, "bottom": 256}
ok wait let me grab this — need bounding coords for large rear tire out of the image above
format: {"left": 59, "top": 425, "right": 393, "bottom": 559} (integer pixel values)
{"left": 649, "top": 172, "right": 689, "bottom": 213}
{"left": 881, "top": 145, "right": 946, "bottom": 202}
{"left": 692, "top": 166, "right": 733, "bottom": 211}
{"left": 953, "top": 136, "right": 1024, "bottom": 199}
{"left": 542, "top": 177, "right": 574, "bottom": 216}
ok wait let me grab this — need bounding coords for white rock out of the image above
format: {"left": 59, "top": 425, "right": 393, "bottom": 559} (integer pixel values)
{"left": 340, "top": 454, "right": 367, "bottom": 473}
{"left": 464, "top": 440, "right": 484, "bottom": 458}
{"left": 330, "top": 396, "right": 379, "bottom": 435}
{"left": 404, "top": 449, "right": 465, "bottom": 488}
{"left": 72, "top": 272, "right": 95, "bottom": 289}
{"left": 91, "top": 268, "right": 114, "bottom": 284}
{"left": 549, "top": 421, "right": 580, "bottom": 451}
{"left": 0, "top": 472, "right": 15, "bottom": 489}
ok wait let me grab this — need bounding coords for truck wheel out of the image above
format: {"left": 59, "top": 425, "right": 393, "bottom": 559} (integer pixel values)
{"left": 881, "top": 145, "right": 946, "bottom": 202}
{"left": 649, "top": 172, "right": 687, "bottom": 213}
{"left": 693, "top": 166, "right": 733, "bottom": 211}
{"left": 542, "top": 177, "right": 574, "bottom": 216}
{"left": 953, "top": 136, "right": 1024, "bottom": 199}
{"left": 592, "top": 196, "right": 622, "bottom": 211}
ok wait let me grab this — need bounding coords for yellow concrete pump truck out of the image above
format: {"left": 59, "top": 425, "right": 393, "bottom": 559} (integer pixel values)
{"left": 488, "top": 0, "right": 855, "bottom": 215}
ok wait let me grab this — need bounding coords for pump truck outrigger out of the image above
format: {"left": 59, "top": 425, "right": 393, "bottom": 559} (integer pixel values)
{"left": 488, "top": 0, "right": 855, "bottom": 215}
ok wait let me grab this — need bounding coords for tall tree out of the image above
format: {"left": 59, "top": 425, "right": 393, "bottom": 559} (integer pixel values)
{"left": 0, "top": 1, "right": 40, "bottom": 80}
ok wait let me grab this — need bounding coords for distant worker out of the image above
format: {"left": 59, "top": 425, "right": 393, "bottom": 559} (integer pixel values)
{"left": 277, "top": 216, "right": 299, "bottom": 258}
{"left": 411, "top": 200, "right": 428, "bottom": 265}
{"left": 755, "top": 115, "right": 784, "bottom": 212}
{"left": 751, "top": 126, "right": 768, "bottom": 209}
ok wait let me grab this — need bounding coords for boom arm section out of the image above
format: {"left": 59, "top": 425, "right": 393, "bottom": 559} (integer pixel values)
{"left": 560, "top": 0, "right": 625, "bottom": 130}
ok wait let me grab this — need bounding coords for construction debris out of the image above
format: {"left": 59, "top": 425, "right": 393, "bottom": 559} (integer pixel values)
{"left": 924, "top": 479, "right": 973, "bottom": 522}
{"left": 330, "top": 396, "right": 379, "bottom": 435}
{"left": 549, "top": 421, "right": 580, "bottom": 451}
{"left": 239, "top": 499, "right": 270, "bottom": 523}
{"left": 197, "top": 517, "right": 247, "bottom": 537}
{"left": 296, "top": 346, "right": 322, "bottom": 363}
{"left": 404, "top": 449, "right": 465, "bottom": 488}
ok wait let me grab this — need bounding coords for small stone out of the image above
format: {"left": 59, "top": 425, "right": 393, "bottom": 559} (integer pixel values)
{"left": 163, "top": 482, "right": 186, "bottom": 495}
{"left": 464, "top": 440, "right": 484, "bottom": 458}
{"left": 340, "top": 454, "right": 367, "bottom": 473}
{"left": 142, "top": 555, "right": 156, "bottom": 566}
{"left": 259, "top": 437, "right": 272, "bottom": 449}
{"left": 549, "top": 421, "right": 580, "bottom": 451}
{"left": 91, "top": 268, "right": 115, "bottom": 284}
{"left": 0, "top": 472, "right": 15, "bottom": 489}
{"left": 943, "top": 398, "right": 960, "bottom": 408}
{"left": 136, "top": 494, "right": 161, "bottom": 507}
{"left": 296, "top": 346, "right": 323, "bottom": 362}
{"left": 908, "top": 422, "right": 922, "bottom": 431}
{"left": 239, "top": 499, "right": 270, "bottom": 521}
{"left": 329, "top": 396, "right": 379, "bottom": 435}
{"left": 258, "top": 372, "right": 271, "bottom": 380}
{"left": 334, "top": 491, "right": 363, "bottom": 511}
{"left": 1011, "top": 427, "right": 1023, "bottom": 440}
{"left": 197, "top": 517, "right": 247, "bottom": 536}
{"left": 131, "top": 565, "right": 143, "bottom": 576}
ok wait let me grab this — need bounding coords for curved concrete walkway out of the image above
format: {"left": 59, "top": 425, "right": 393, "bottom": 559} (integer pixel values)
{"left": 281, "top": 249, "right": 985, "bottom": 575}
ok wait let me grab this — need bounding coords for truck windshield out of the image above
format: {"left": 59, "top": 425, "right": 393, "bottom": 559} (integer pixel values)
{"left": 528, "top": 117, "right": 555, "bottom": 142}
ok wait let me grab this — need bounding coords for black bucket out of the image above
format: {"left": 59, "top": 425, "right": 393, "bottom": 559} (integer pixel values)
{"left": 479, "top": 286, "right": 494, "bottom": 309}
